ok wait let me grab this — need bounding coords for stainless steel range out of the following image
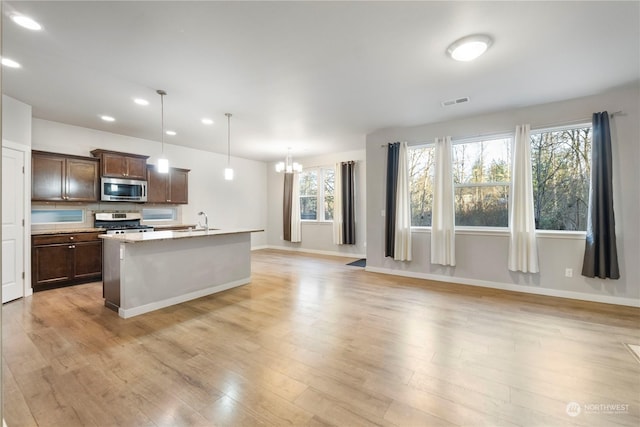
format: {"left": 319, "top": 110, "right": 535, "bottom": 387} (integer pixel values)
{"left": 95, "top": 212, "right": 154, "bottom": 235}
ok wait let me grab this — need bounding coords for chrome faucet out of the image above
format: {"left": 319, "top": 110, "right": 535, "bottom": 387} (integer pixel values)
{"left": 197, "top": 211, "right": 208, "bottom": 230}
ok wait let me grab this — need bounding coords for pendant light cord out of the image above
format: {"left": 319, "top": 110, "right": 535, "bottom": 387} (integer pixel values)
{"left": 226, "top": 113, "right": 232, "bottom": 166}
{"left": 157, "top": 89, "right": 167, "bottom": 155}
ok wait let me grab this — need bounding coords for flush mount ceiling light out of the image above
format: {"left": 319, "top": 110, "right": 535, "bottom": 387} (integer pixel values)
{"left": 447, "top": 34, "right": 492, "bottom": 61}
{"left": 275, "top": 148, "right": 302, "bottom": 173}
{"left": 202, "top": 118, "right": 214, "bottom": 125}
{"left": 165, "top": 130, "right": 177, "bottom": 136}
{"left": 11, "top": 14, "right": 42, "bottom": 31}
{"left": 156, "top": 89, "right": 169, "bottom": 173}
{"left": 100, "top": 115, "right": 115, "bottom": 122}
{"left": 224, "top": 113, "right": 234, "bottom": 181}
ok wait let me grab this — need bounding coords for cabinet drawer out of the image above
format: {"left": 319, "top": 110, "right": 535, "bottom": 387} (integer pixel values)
{"left": 33, "top": 232, "right": 102, "bottom": 246}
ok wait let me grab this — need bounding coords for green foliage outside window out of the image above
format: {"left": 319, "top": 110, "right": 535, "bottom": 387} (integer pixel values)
{"left": 531, "top": 126, "right": 591, "bottom": 231}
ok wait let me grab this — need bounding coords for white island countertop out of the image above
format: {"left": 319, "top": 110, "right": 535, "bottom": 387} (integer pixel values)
{"left": 99, "top": 228, "right": 263, "bottom": 243}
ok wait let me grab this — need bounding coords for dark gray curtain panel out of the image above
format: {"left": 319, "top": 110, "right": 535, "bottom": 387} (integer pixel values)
{"left": 341, "top": 161, "right": 356, "bottom": 244}
{"left": 283, "top": 172, "right": 294, "bottom": 242}
{"left": 582, "top": 112, "right": 620, "bottom": 279}
{"left": 385, "top": 143, "right": 400, "bottom": 257}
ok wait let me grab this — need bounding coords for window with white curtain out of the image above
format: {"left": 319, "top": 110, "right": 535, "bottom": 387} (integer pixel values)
{"left": 409, "top": 126, "right": 592, "bottom": 231}
{"left": 299, "top": 167, "right": 334, "bottom": 221}
{"left": 530, "top": 124, "right": 592, "bottom": 231}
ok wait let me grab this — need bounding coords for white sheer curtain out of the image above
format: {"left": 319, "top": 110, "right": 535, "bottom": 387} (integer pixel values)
{"left": 508, "top": 124, "right": 539, "bottom": 272}
{"left": 291, "top": 172, "right": 302, "bottom": 243}
{"left": 431, "top": 136, "right": 455, "bottom": 266}
{"left": 333, "top": 162, "right": 344, "bottom": 245}
{"left": 394, "top": 142, "right": 412, "bottom": 261}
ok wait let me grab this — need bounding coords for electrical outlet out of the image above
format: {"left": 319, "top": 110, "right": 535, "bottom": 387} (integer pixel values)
{"left": 565, "top": 268, "right": 573, "bottom": 278}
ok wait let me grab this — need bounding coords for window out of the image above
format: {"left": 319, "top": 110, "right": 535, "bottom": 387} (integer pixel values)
{"left": 409, "top": 145, "right": 435, "bottom": 226}
{"left": 530, "top": 124, "right": 591, "bottom": 231}
{"left": 32, "top": 209, "right": 84, "bottom": 224}
{"left": 142, "top": 207, "right": 178, "bottom": 221}
{"left": 453, "top": 137, "right": 511, "bottom": 227}
{"left": 299, "top": 167, "right": 334, "bottom": 221}
{"left": 409, "top": 136, "right": 511, "bottom": 228}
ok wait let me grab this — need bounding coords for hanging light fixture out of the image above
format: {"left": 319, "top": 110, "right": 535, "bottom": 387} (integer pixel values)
{"left": 156, "top": 89, "right": 169, "bottom": 173}
{"left": 224, "top": 113, "right": 234, "bottom": 181}
{"left": 275, "top": 148, "right": 302, "bottom": 173}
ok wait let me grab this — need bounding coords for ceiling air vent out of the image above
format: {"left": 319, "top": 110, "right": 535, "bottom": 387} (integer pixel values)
{"left": 441, "top": 96, "right": 470, "bottom": 107}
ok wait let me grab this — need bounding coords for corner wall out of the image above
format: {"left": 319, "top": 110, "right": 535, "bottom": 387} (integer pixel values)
{"left": 365, "top": 82, "right": 640, "bottom": 305}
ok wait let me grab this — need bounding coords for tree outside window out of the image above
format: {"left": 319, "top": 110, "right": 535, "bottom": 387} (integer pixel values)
{"left": 299, "top": 170, "right": 318, "bottom": 220}
{"left": 408, "top": 126, "right": 591, "bottom": 232}
{"left": 409, "top": 146, "right": 435, "bottom": 226}
{"left": 299, "top": 167, "right": 334, "bottom": 221}
{"left": 530, "top": 125, "right": 591, "bottom": 230}
{"left": 453, "top": 137, "right": 511, "bottom": 227}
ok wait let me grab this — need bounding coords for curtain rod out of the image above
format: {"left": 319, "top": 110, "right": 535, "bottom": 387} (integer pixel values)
{"left": 379, "top": 110, "right": 624, "bottom": 147}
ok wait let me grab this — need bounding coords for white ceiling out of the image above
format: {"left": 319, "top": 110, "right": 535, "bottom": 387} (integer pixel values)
{"left": 3, "top": 1, "right": 639, "bottom": 162}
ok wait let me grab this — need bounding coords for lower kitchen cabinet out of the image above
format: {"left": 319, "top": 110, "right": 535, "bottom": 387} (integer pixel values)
{"left": 32, "top": 231, "right": 103, "bottom": 291}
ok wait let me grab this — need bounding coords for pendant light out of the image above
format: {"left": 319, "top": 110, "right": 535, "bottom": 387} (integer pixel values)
{"left": 224, "top": 113, "right": 234, "bottom": 180}
{"left": 157, "top": 89, "right": 169, "bottom": 173}
{"left": 275, "top": 148, "right": 302, "bottom": 173}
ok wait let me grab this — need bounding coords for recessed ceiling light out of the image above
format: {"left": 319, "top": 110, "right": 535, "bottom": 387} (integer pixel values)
{"left": 11, "top": 14, "right": 42, "bottom": 31}
{"left": 201, "top": 118, "right": 214, "bottom": 125}
{"left": 100, "top": 115, "right": 115, "bottom": 122}
{"left": 133, "top": 98, "right": 149, "bottom": 106}
{"left": 165, "top": 130, "right": 177, "bottom": 136}
{"left": 1, "top": 57, "right": 21, "bottom": 68}
{"left": 447, "top": 34, "right": 492, "bottom": 62}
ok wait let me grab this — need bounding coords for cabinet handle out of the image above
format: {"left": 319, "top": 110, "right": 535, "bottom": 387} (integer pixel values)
{"left": 68, "top": 245, "right": 75, "bottom": 249}
{"left": 69, "top": 236, "right": 74, "bottom": 240}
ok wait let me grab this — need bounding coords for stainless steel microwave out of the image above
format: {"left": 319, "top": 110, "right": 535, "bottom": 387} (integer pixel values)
{"left": 100, "top": 177, "right": 147, "bottom": 202}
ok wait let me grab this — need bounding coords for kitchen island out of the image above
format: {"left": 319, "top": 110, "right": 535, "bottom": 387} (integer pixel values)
{"left": 100, "top": 228, "right": 262, "bottom": 318}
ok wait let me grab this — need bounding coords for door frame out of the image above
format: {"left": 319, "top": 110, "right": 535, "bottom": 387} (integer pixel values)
{"left": 2, "top": 139, "right": 32, "bottom": 299}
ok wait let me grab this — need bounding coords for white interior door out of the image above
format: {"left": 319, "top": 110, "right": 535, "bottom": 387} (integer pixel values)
{"left": 2, "top": 146, "right": 25, "bottom": 303}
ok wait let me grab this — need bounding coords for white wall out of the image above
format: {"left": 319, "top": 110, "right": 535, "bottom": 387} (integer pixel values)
{"left": 366, "top": 82, "right": 640, "bottom": 305}
{"left": 2, "top": 95, "right": 31, "bottom": 145}
{"left": 31, "top": 119, "right": 268, "bottom": 247}
{"left": 267, "top": 148, "right": 366, "bottom": 258}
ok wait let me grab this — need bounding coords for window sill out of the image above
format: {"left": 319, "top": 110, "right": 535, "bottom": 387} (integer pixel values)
{"left": 301, "top": 220, "right": 333, "bottom": 225}
{"left": 411, "top": 227, "right": 587, "bottom": 240}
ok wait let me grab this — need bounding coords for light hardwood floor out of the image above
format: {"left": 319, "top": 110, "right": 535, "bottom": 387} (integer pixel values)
{"left": 3, "top": 249, "right": 639, "bottom": 427}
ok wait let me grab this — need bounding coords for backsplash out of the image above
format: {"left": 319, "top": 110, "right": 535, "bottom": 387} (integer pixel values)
{"left": 30, "top": 202, "right": 183, "bottom": 232}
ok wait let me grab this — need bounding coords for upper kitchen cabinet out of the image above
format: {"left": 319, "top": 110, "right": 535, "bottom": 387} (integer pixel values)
{"left": 32, "top": 151, "right": 99, "bottom": 202}
{"left": 147, "top": 165, "right": 190, "bottom": 204}
{"left": 90, "top": 149, "right": 149, "bottom": 179}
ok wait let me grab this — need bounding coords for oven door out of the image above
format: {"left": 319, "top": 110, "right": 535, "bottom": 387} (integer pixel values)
{"left": 101, "top": 177, "right": 147, "bottom": 202}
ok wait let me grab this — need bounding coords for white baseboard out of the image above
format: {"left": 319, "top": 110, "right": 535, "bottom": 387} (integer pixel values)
{"left": 365, "top": 266, "right": 640, "bottom": 308}
{"left": 118, "top": 277, "right": 250, "bottom": 318}
{"left": 265, "top": 245, "right": 365, "bottom": 259}
{"left": 251, "top": 245, "right": 269, "bottom": 251}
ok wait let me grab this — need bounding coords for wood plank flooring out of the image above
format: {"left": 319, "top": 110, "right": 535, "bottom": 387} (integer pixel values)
{"left": 3, "top": 249, "right": 639, "bottom": 427}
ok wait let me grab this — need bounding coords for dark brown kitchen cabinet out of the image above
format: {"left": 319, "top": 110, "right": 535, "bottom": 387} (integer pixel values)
{"left": 32, "top": 151, "right": 99, "bottom": 202}
{"left": 32, "top": 232, "right": 103, "bottom": 291}
{"left": 90, "top": 149, "right": 149, "bottom": 179}
{"left": 146, "top": 165, "right": 190, "bottom": 204}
